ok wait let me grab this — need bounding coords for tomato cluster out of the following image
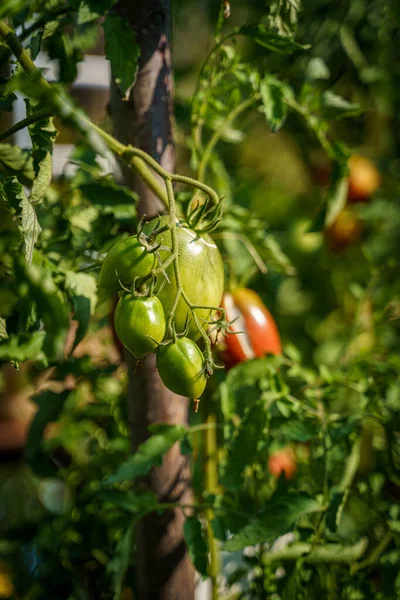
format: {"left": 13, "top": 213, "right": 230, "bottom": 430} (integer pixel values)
{"left": 219, "top": 288, "right": 282, "bottom": 369}
{"left": 99, "top": 216, "right": 224, "bottom": 400}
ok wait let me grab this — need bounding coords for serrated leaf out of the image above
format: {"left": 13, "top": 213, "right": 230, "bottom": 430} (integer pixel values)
{"left": 25, "top": 389, "right": 70, "bottom": 477}
{"left": 224, "top": 495, "right": 320, "bottom": 551}
{"left": 103, "top": 13, "right": 140, "bottom": 99}
{"left": 2, "top": 177, "right": 41, "bottom": 263}
{"left": 103, "top": 425, "right": 186, "bottom": 485}
{"left": 26, "top": 101, "right": 57, "bottom": 205}
{"left": 239, "top": 25, "right": 310, "bottom": 54}
{"left": 260, "top": 75, "right": 288, "bottom": 132}
{"left": 0, "top": 144, "right": 34, "bottom": 182}
{"left": 184, "top": 516, "right": 209, "bottom": 578}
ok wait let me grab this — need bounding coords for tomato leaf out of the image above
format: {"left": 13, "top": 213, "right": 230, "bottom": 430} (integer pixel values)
{"left": 103, "top": 13, "right": 140, "bottom": 99}
{"left": 0, "top": 331, "right": 46, "bottom": 363}
{"left": 1, "top": 176, "right": 41, "bottom": 263}
{"left": 64, "top": 271, "right": 97, "bottom": 350}
{"left": 103, "top": 425, "right": 186, "bottom": 485}
{"left": 224, "top": 495, "right": 320, "bottom": 551}
{"left": 183, "top": 516, "right": 209, "bottom": 578}
{"left": 260, "top": 75, "right": 289, "bottom": 132}
{"left": 221, "top": 402, "right": 268, "bottom": 490}
{"left": 0, "top": 317, "right": 8, "bottom": 341}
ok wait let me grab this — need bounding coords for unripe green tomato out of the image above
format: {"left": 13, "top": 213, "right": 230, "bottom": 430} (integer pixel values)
{"left": 114, "top": 294, "right": 166, "bottom": 359}
{"left": 156, "top": 337, "right": 207, "bottom": 398}
{"left": 144, "top": 216, "right": 224, "bottom": 340}
{"left": 98, "top": 236, "right": 156, "bottom": 293}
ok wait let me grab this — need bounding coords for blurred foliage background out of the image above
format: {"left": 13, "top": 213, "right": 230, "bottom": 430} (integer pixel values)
{"left": 0, "top": 0, "right": 399, "bottom": 598}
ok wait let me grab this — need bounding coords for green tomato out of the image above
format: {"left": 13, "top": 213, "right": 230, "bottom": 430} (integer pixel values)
{"left": 156, "top": 337, "right": 207, "bottom": 398}
{"left": 144, "top": 216, "right": 224, "bottom": 340}
{"left": 114, "top": 294, "right": 166, "bottom": 359}
{"left": 98, "top": 236, "right": 156, "bottom": 293}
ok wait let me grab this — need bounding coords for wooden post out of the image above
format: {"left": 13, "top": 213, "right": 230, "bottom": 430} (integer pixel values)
{"left": 110, "top": 1, "right": 195, "bottom": 598}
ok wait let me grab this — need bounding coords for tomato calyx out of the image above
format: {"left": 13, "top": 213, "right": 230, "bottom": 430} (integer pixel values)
{"left": 186, "top": 198, "right": 224, "bottom": 234}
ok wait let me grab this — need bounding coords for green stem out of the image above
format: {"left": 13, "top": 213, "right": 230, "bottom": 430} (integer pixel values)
{"left": 0, "top": 108, "right": 52, "bottom": 142}
{"left": 165, "top": 178, "right": 183, "bottom": 334}
{"left": 197, "top": 95, "right": 259, "bottom": 183}
{"left": 263, "top": 537, "right": 368, "bottom": 565}
{"left": 205, "top": 412, "right": 220, "bottom": 600}
{"left": 351, "top": 531, "right": 392, "bottom": 574}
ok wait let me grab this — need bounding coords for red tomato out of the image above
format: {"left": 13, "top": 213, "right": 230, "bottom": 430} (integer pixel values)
{"left": 220, "top": 288, "right": 282, "bottom": 366}
{"left": 268, "top": 447, "right": 296, "bottom": 480}
{"left": 348, "top": 155, "right": 380, "bottom": 204}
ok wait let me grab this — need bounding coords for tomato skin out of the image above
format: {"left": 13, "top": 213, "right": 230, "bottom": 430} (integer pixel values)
{"left": 348, "top": 155, "right": 380, "bottom": 204}
{"left": 98, "top": 236, "right": 156, "bottom": 293}
{"left": 268, "top": 447, "right": 296, "bottom": 480}
{"left": 156, "top": 337, "right": 207, "bottom": 398}
{"left": 144, "top": 217, "right": 224, "bottom": 341}
{"left": 221, "top": 288, "right": 282, "bottom": 366}
{"left": 325, "top": 208, "right": 362, "bottom": 252}
{"left": 114, "top": 294, "right": 166, "bottom": 359}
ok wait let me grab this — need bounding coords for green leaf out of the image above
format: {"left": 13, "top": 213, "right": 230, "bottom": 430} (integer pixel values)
{"left": 238, "top": 25, "right": 310, "bottom": 54}
{"left": 0, "top": 331, "right": 46, "bottom": 363}
{"left": 322, "top": 91, "right": 361, "bottom": 119}
{"left": 305, "top": 58, "right": 330, "bottom": 81}
{"left": 30, "top": 29, "right": 43, "bottom": 61}
{"left": 221, "top": 402, "right": 268, "bottom": 490}
{"left": 78, "top": 0, "right": 115, "bottom": 24}
{"left": 103, "top": 425, "right": 186, "bottom": 485}
{"left": 0, "top": 144, "right": 34, "bottom": 182}
{"left": 108, "top": 523, "right": 133, "bottom": 600}
{"left": 103, "top": 13, "right": 140, "bottom": 99}
{"left": 224, "top": 495, "right": 320, "bottom": 551}
{"left": 14, "top": 256, "right": 70, "bottom": 360}
{"left": 25, "top": 389, "right": 70, "bottom": 477}
{"left": 79, "top": 178, "right": 138, "bottom": 214}
{"left": 26, "top": 101, "right": 57, "bottom": 205}
{"left": 183, "top": 516, "right": 209, "bottom": 578}
{"left": 64, "top": 271, "right": 97, "bottom": 349}
{"left": 260, "top": 75, "right": 288, "bottom": 132}
{"left": 1, "top": 177, "right": 41, "bottom": 263}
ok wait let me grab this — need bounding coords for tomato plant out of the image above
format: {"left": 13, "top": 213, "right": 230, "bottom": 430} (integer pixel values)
{"left": 220, "top": 288, "right": 282, "bottom": 367}
{"left": 0, "top": 2, "right": 399, "bottom": 600}
{"left": 114, "top": 293, "right": 166, "bottom": 359}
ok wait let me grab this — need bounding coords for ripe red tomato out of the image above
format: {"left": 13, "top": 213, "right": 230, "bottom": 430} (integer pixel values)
{"left": 268, "top": 447, "right": 296, "bottom": 480}
{"left": 325, "top": 208, "right": 363, "bottom": 252}
{"left": 220, "top": 288, "right": 282, "bottom": 367}
{"left": 348, "top": 155, "right": 380, "bottom": 204}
